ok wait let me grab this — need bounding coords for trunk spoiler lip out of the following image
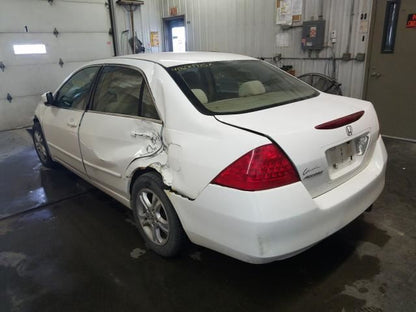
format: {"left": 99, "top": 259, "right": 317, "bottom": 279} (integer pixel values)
{"left": 315, "top": 111, "right": 365, "bottom": 130}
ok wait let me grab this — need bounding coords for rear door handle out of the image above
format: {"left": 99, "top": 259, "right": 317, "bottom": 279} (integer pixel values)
{"left": 67, "top": 119, "right": 78, "bottom": 128}
{"left": 131, "top": 130, "right": 159, "bottom": 144}
{"left": 131, "top": 130, "right": 153, "bottom": 140}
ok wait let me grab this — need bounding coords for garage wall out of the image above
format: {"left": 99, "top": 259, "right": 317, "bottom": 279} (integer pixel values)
{"left": 0, "top": 0, "right": 374, "bottom": 132}
{"left": 0, "top": 0, "right": 113, "bottom": 131}
{"left": 160, "top": 0, "right": 279, "bottom": 58}
{"left": 111, "top": 0, "right": 163, "bottom": 55}
{"left": 159, "top": 0, "right": 373, "bottom": 99}
{"left": 277, "top": 0, "right": 373, "bottom": 99}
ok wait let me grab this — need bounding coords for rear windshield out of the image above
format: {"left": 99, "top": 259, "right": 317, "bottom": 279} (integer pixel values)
{"left": 168, "top": 60, "right": 319, "bottom": 115}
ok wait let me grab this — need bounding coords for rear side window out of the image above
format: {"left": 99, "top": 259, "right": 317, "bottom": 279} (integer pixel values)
{"left": 168, "top": 60, "right": 318, "bottom": 115}
{"left": 54, "top": 66, "right": 99, "bottom": 110}
{"left": 141, "top": 84, "right": 159, "bottom": 119}
{"left": 92, "top": 66, "right": 159, "bottom": 119}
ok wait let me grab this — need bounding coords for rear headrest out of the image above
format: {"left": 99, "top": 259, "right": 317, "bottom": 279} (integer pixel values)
{"left": 191, "top": 89, "right": 208, "bottom": 104}
{"left": 238, "top": 80, "right": 266, "bottom": 97}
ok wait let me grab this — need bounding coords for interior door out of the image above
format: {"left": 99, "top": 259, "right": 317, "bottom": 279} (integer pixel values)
{"left": 42, "top": 66, "right": 100, "bottom": 173}
{"left": 79, "top": 65, "right": 162, "bottom": 199}
{"left": 365, "top": 0, "right": 416, "bottom": 140}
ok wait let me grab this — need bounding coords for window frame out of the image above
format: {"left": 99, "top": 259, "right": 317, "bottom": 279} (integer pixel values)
{"left": 381, "top": 0, "right": 401, "bottom": 53}
{"left": 53, "top": 65, "right": 102, "bottom": 111}
{"left": 87, "top": 64, "right": 161, "bottom": 123}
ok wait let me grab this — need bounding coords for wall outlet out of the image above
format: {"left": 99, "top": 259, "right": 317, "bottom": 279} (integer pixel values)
{"left": 330, "top": 30, "right": 336, "bottom": 44}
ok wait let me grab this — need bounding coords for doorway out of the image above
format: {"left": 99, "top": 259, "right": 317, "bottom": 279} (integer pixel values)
{"left": 163, "top": 15, "right": 186, "bottom": 52}
{"left": 365, "top": 0, "right": 416, "bottom": 140}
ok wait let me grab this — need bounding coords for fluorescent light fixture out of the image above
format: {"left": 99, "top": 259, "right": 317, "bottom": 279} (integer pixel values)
{"left": 13, "top": 44, "right": 47, "bottom": 55}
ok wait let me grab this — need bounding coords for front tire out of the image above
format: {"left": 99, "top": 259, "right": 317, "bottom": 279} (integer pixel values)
{"left": 131, "top": 172, "right": 186, "bottom": 257}
{"left": 32, "top": 122, "right": 56, "bottom": 168}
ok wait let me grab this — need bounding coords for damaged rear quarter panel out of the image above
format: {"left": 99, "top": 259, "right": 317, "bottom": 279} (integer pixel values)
{"left": 144, "top": 65, "right": 270, "bottom": 200}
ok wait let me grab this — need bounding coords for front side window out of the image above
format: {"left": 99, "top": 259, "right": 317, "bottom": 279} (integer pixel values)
{"left": 54, "top": 66, "right": 100, "bottom": 110}
{"left": 168, "top": 60, "right": 318, "bottom": 115}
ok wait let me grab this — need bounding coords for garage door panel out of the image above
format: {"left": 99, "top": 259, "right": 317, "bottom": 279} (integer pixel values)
{"left": 0, "top": 0, "right": 113, "bottom": 131}
{"left": 60, "top": 0, "right": 105, "bottom": 3}
{"left": 0, "top": 1, "right": 109, "bottom": 33}
{"left": 0, "top": 33, "right": 113, "bottom": 67}
{"left": 0, "top": 96, "right": 39, "bottom": 131}
{"left": 1, "top": 62, "right": 91, "bottom": 97}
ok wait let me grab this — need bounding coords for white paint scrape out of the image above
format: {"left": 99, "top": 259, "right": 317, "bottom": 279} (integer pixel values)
{"left": 0, "top": 251, "right": 27, "bottom": 268}
{"left": 130, "top": 248, "right": 146, "bottom": 259}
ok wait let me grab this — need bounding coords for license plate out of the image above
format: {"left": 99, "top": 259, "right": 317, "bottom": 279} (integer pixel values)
{"left": 326, "top": 141, "right": 354, "bottom": 169}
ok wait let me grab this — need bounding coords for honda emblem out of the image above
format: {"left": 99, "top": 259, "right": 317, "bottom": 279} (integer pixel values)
{"left": 346, "top": 125, "right": 353, "bottom": 136}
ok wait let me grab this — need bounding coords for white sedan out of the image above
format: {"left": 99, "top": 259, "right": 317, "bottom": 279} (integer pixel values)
{"left": 33, "top": 52, "right": 387, "bottom": 263}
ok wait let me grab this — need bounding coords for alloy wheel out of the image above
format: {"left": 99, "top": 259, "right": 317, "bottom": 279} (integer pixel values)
{"left": 34, "top": 130, "right": 47, "bottom": 162}
{"left": 136, "top": 188, "right": 170, "bottom": 245}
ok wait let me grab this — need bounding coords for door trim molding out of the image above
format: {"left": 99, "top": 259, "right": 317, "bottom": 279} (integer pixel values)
{"left": 83, "top": 159, "right": 122, "bottom": 178}
{"left": 49, "top": 141, "right": 82, "bottom": 163}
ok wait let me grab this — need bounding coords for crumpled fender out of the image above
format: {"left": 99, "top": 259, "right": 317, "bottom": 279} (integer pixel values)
{"left": 124, "top": 148, "right": 173, "bottom": 191}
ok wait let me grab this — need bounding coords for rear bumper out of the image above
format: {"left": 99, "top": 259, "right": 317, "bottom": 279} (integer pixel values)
{"left": 168, "top": 136, "right": 387, "bottom": 264}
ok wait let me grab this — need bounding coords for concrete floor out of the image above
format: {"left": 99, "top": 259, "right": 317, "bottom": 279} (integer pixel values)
{"left": 0, "top": 129, "right": 415, "bottom": 312}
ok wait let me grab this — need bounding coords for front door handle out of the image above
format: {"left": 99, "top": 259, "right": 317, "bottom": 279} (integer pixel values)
{"left": 67, "top": 119, "right": 78, "bottom": 128}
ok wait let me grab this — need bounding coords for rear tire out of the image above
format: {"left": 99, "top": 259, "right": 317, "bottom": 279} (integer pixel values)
{"left": 131, "top": 172, "right": 186, "bottom": 257}
{"left": 32, "top": 122, "right": 56, "bottom": 168}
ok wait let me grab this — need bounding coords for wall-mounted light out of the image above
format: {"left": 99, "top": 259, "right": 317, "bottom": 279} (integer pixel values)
{"left": 13, "top": 44, "right": 47, "bottom": 55}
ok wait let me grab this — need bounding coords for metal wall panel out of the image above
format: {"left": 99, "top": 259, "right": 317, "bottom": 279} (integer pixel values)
{"left": 160, "top": 0, "right": 279, "bottom": 57}
{"left": 157, "top": 0, "right": 373, "bottom": 99}
{"left": 278, "top": 0, "right": 373, "bottom": 98}
{"left": 0, "top": 0, "right": 113, "bottom": 131}
{"left": 112, "top": 0, "right": 163, "bottom": 55}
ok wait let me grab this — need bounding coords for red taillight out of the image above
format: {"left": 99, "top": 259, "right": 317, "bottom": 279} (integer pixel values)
{"left": 315, "top": 111, "right": 365, "bottom": 129}
{"left": 211, "top": 144, "right": 299, "bottom": 191}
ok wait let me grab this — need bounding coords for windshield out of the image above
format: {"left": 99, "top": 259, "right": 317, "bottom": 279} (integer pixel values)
{"left": 168, "top": 60, "right": 319, "bottom": 115}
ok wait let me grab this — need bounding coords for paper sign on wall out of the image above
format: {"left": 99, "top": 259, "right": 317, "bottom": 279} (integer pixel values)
{"left": 150, "top": 31, "right": 159, "bottom": 47}
{"left": 276, "top": 32, "right": 289, "bottom": 47}
{"left": 276, "top": 0, "right": 303, "bottom": 26}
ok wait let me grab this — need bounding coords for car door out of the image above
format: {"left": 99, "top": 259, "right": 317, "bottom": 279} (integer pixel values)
{"left": 79, "top": 65, "right": 162, "bottom": 199}
{"left": 42, "top": 66, "right": 100, "bottom": 174}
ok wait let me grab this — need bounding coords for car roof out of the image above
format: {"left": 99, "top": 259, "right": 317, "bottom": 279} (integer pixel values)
{"left": 92, "top": 52, "right": 257, "bottom": 68}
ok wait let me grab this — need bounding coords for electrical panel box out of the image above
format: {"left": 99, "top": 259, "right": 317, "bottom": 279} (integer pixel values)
{"left": 301, "top": 20, "right": 326, "bottom": 50}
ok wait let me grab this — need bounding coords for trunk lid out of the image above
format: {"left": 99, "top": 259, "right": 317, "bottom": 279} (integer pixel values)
{"left": 215, "top": 93, "right": 380, "bottom": 197}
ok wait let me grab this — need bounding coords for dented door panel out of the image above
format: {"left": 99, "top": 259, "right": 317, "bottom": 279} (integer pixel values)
{"left": 79, "top": 111, "right": 163, "bottom": 199}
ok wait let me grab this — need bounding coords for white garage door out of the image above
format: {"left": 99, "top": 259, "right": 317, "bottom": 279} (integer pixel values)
{"left": 0, "top": 0, "right": 114, "bottom": 131}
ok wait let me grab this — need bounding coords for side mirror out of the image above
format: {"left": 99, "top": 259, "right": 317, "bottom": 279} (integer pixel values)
{"left": 41, "top": 92, "right": 54, "bottom": 106}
